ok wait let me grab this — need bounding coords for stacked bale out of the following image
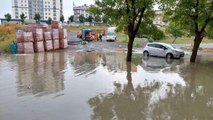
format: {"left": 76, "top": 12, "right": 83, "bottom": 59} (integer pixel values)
{"left": 16, "top": 22, "right": 68, "bottom": 54}
{"left": 16, "top": 30, "right": 34, "bottom": 53}
{"left": 51, "top": 21, "right": 62, "bottom": 29}
{"left": 59, "top": 29, "right": 68, "bottom": 49}
{"left": 52, "top": 29, "right": 60, "bottom": 50}
{"left": 32, "top": 29, "right": 45, "bottom": 52}
{"left": 44, "top": 30, "right": 53, "bottom": 51}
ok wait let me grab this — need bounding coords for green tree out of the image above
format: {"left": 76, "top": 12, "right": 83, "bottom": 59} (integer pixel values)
{"left": 166, "top": 22, "right": 184, "bottom": 43}
{"left": 87, "top": 15, "right": 93, "bottom": 24}
{"left": 34, "top": 13, "right": 41, "bottom": 23}
{"left": 102, "top": 15, "right": 110, "bottom": 24}
{"left": 137, "top": 19, "right": 165, "bottom": 41}
{"left": 68, "top": 15, "right": 74, "bottom": 22}
{"left": 79, "top": 14, "right": 85, "bottom": 23}
{"left": 47, "top": 17, "right": 52, "bottom": 25}
{"left": 60, "top": 15, "right": 64, "bottom": 23}
{"left": 88, "top": 0, "right": 155, "bottom": 61}
{"left": 20, "top": 13, "right": 27, "bottom": 24}
{"left": 4, "top": 13, "right": 11, "bottom": 22}
{"left": 94, "top": 15, "right": 101, "bottom": 23}
{"left": 161, "top": 0, "right": 213, "bottom": 62}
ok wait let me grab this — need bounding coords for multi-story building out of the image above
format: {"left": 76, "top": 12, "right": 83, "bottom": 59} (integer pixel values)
{"left": 73, "top": 4, "right": 90, "bottom": 22}
{"left": 153, "top": 10, "right": 168, "bottom": 27}
{"left": 12, "top": 0, "right": 63, "bottom": 21}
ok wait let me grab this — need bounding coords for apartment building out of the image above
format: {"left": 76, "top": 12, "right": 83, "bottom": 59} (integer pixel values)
{"left": 73, "top": 4, "right": 90, "bottom": 22}
{"left": 12, "top": 0, "right": 63, "bottom": 21}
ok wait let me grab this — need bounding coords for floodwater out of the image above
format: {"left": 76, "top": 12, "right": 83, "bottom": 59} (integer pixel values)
{"left": 0, "top": 51, "right": 213, "bottom": 120}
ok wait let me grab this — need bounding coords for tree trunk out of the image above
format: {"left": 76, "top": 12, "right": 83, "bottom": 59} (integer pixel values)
{"left": 172, "top": 38, "right": 177, "bottom": 43}
{"left": 190, "top": 34, "right": 202, "bottom": 62}
{"left": 126, "top": 37, "right": 134, "bottom": 61}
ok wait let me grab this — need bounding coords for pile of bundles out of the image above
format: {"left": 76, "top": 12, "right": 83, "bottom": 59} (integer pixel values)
{"left": 16, "top": 21, "right": 68, "bottom": 54}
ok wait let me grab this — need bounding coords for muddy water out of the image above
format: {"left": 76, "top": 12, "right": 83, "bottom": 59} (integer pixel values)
{"left": 0, "top": 51, "right": 213, "bottom": 120}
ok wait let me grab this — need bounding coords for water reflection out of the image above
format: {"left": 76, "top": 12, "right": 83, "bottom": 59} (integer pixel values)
{"left": 72, "top": 52, "right": 138, "bottom": 76}
{"left": 16, "top": 52, "right": 67, "bottom": 97}
{"left": 1, "top": 51, "right": 213, "bottom": 119}
{"left": 141, "top": 56, "right": 183, "bottom": 72}
{"left": 71, "top": 52, "right": 100, "bottom": 76}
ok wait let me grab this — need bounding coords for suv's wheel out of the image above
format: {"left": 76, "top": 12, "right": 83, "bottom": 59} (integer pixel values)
{"left": 143, "top": 51, "right": 149, "bottom": 57}
{"left": 166, "top": 53, "right": 173, "bottom": 59}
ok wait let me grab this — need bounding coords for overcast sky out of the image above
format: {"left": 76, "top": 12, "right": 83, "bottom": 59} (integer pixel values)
{"left": 0, "top": 0, "right": 95, "bottom": 20}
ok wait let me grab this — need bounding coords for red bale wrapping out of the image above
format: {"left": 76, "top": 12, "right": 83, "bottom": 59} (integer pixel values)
{"left": 44, "top": 40, "right": 53, "bottom": 51}
{"left": 52, "top": 29, "right": 59, "bottom": 39}
{"left": 51, "top": 21, "right": 62, "bottom": 29}
{"left": 44, "top": 31, "right": 52, "bottom": 40}
{"left": 34, "top": 41, "right": 45, "bottom": 52}
{"left": 59, "top": 29, "right": 67, "bottom": 39}
{"left": 23, "top": 32, "right": 34, "bottom": 42}
{"left": 60, "top": 38, "right": 68, "bottom": 49}
{"left": 17, "top": 42, "right": 34, "bottom": 54}
{"left": 53, "top": 39, "right": 60, "bottom": 50}
{"left": 16, "top": 30, "right": 24, "bottom": 43}
{"left": 33, "top": 29, "right": 44, "bottom": 41}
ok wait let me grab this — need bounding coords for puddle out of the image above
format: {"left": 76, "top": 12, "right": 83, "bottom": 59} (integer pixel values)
{"left": 0, "top": 51, "right": 213, "bottom": 120}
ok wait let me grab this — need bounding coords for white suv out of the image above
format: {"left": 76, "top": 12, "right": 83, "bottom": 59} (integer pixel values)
{"left": 143, "top": 43, "right": 184, "bottom": 59}
{"left": 106, "top": 32, "right": 117, "bottom": 42}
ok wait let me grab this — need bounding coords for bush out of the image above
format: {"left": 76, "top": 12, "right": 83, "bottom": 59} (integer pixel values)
{"left": 0, "top": 24, "right": 17, "bottom": 53}
{"left": 152, "top": 29, "right": 165, "bottom": 41}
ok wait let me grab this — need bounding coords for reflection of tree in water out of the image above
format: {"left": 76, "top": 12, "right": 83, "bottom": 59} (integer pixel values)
{"left": 72, "top": 52, "right": 139, "bottom": 76}
{"left": 102, "top": 52, "right": 139, "bottom": 73}
{"left": 88, "top": 60, "right": 213, "bottom": 119}
{"left": 16, "top": 52, "right": 67, "bottom": 97}
{"left": 88, "top": 62, "right": 182, "bottom": 120}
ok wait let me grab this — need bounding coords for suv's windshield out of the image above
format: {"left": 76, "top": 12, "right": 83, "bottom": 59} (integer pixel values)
{"left": 107, "top": 32, "right": 116, "bottom": 36}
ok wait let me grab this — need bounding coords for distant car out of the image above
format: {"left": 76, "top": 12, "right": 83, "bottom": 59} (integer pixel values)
{"left": 106, "top": 32, "right": 117, "bottom": 42}
{"left": 143, "top": 42, "right": 184, "bottom": 59}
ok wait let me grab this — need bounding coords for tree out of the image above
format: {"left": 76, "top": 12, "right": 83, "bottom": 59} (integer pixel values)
{"left": 94, "top": 15, "right": 101, "bottom": 23}
{"left": 88, "top": 0, "right": 155, "bottom": 61}
{"left": 87, "top": 15, "right": 94, "bottom": 24}
{"left": 102, "top": 15, "right": 110, "bottom": 24}
{"left": 68, "top": 15, "right": 74, "bottom": 22}
{"left": 166, "top": 22, "right": 184, "bottom": 43}
{"left": 79, "top": 14, "right": 85, "bottom": 23}
{"left": 20, "top": 13, "right": 27, "bottom": 24}
{"left": 60, "top": 15, "right": 64, "bottom": 23}
{"left": 4, "top": 13, "right": 11, "bottom": 22}
{"left": 47, "top": 17, "right": 52, "bottom": 25}
{"left": 161, "top": 0, "right": 213, "bottom": 62}
{"left": 34, "top": 13, "right": 41, "bottom": 23}
{"left": 137, "top": 19, "right": 165, "bottom": 41}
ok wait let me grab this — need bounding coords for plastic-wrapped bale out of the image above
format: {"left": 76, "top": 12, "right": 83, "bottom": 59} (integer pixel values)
{"left": 34, "top": 41, "right": 45, "bottom": 52}
{"left": 51, "top": 21, "right": 62, "bottom": 29}
{"left": 60, "top": 38, "right": 68, "bottom": 49}
{"left": 16, "top": 30, "right": 24, "bottom": 43}
{"left": 44, "top": 31, "right": 52, "bottom": 40}
{"left": 33, "top": 29, "right": 44, "bottom": 41}
{"left": 59, "top": 29, "right": 67, "bottom": 39}
{"left": 23, "top": 32, "right": 34, "bottom": 42}
{"left": 53, "top": 39, "right": 60, "bottom": 50}
{"left": 17, "top": 42, "right": 34, "bottom": 54}
{"left": 44, "top": 40, "right": 53, "bottom": 51}
{"left": 52, "top": 29, "right": 59, "bottom": 39}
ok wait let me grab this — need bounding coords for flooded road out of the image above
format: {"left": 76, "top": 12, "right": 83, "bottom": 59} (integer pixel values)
{"left": 0, "top": 51, "right": 213, "bottom": 120}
